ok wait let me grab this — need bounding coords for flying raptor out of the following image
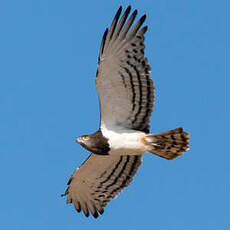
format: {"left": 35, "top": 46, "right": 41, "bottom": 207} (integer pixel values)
{"left": 63, "top": 6, "right": 189, "bottom": 218}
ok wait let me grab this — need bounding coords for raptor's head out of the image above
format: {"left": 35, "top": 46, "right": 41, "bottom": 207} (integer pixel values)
{"left": 75, "top": 135, "right": 93, "bottom": 153}
{"left": 75, "top": 131, "right": 110, "bottom": 155}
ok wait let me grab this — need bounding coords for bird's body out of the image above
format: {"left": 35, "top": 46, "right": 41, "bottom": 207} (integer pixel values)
{"left": 101, "top": 126, "right": 146, "bottom": 156}
{"left": 63, "top": 6, "right": 190, "bottom": 218}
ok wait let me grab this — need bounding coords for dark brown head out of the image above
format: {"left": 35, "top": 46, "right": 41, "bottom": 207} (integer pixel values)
{"left": 75, "top": 130, "right": 110, "bottom": 155}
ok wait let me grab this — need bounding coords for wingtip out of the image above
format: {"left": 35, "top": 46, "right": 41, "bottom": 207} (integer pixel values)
{"left": 104, "top": 28, "right": 109, "bottom": 36}
{"left": 91, "top": 208, "right": 104, "bottom": 218}
{"left": 126, "top": 5, "right": 131, "bottom": 11}
{"left": 141, "top": 14, "right": 147, "bottom": 22}
{"left": 98, "top": 208, "right": 104, "bottom": 215}
{"left": 92, "top": 211, "right": 99, "bottom": 219}
{"left": 84, "top": 212, "right": 90, "bottom": 218}
{"left": 125, "top": 5, "right": 131, "bottom": 15}
{"left": 141, "top": 25, "right": 148, "bottom": 34}
{"left": 99, "top": 28, "right": 109, "bottom": 58}
{"left": 115, "top": 6, "right": 122, "bottom": 19}
{"left": 133, "top": 9, "right": 138, "bottom": 16}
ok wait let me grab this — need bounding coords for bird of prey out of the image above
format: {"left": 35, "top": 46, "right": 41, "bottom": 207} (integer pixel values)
{"left": 62, "top": 6, "right": 189, "bottom": 218}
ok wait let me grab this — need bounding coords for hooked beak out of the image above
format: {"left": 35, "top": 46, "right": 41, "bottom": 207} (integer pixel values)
{"left": 75, "top": 138, "right": 80, "bottom": 143}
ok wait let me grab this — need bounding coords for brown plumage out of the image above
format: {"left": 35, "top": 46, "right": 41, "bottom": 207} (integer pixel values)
{"left": 63, "top": 154, "right": 142, "bottom": 218}
{"left": 63, "top": 6, "right": 190, "bottom": 219}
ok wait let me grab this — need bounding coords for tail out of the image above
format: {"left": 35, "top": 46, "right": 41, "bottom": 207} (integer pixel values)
{"left": 144, "top": 127, "right": 189, "bottom": 160}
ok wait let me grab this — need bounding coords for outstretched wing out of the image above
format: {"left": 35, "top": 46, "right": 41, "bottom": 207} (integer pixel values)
{"left": 96, "top": 6, "right": 154, "bottom": 133}
{"left": 63, "top": 154, "right": 142, "bottom": 218}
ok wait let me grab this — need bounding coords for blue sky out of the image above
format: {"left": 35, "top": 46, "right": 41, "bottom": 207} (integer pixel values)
{"left": 0, "top": 0, "right": 229, "bottom": 229}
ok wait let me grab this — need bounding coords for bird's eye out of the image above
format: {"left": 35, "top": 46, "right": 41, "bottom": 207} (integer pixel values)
{"left": 82, "top": 136, "right": 89, "bottom": 140}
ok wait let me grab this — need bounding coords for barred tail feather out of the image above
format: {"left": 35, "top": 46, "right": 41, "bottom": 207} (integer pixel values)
{"left": 145, "top": 127, "right": 189, "bottom": 160}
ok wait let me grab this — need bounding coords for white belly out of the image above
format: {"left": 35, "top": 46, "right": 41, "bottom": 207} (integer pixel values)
{"left": 101, "top": 126, "right": 147, "bottom": 155}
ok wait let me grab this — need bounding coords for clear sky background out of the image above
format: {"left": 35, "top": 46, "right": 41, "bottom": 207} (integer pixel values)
{"left": 0, "top": 0, "right": 229, "bottom": 229}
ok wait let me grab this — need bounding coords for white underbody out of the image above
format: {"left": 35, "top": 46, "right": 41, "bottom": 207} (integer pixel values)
{"left": 101, "top": 125, "right": 148, "bottom": 155}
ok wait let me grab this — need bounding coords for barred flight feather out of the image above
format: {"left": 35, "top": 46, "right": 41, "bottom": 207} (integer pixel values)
{"left": 64, "top": 154, "right": 141, "bottom": 218}
{"left": 96, "top": 6, "right": 154, "bottom": 133}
